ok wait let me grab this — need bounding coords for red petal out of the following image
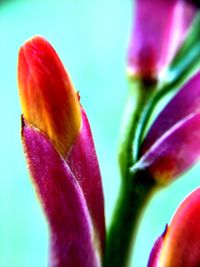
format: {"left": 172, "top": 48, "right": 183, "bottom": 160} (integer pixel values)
{"left": 148, "top": 188, "right": 200, "bottom": 266}
{"left": 18, "top": 36, "right": 81, "bottom": 156}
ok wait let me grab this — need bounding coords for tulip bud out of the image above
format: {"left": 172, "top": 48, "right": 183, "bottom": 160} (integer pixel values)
{"left": 18, "top": 36, "right": 81, "bottom": 156}
{"left": 18, "top": 36, "right": 105, "bottom": 267}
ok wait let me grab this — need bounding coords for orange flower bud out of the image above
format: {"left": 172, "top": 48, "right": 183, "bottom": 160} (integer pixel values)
{"left": 18, "top": 36, "right": 81, "bottom": 156}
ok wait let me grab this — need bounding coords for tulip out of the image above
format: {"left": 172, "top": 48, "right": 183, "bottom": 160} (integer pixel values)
{"left": 131, "top": 71, "right": 200, "bottom": 185}
{"left": 127, "top": 0, "right": 197, "bottom": 81}
{"left": 18, "top": 36, "right": 105, "bottom": 267}
{"left": 148, "top": 188, "right": 200, "bottom": 266}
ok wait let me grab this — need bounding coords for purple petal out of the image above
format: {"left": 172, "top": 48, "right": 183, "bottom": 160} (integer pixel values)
{"left": 141, "top": 71, "right": 200, "bottom": 155}
{"left": 127, "top": 0, "right": 196, "bottom": 79}
{"left": 22, "top": 119, "right": 100, "bottom": 267}
{"left": 133, "top": 113, "right": 200, "bottom": 184}
{"left": 147, "top": 226, "right": 168, "bottom": 267}
{"left": 67, "top": 108, "right": 105, "bottom": 256}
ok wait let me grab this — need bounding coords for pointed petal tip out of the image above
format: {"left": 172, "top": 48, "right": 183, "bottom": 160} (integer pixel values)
{"left": 18, "top": 35, "right": 81, "bottom": 156}
{"left": 147, "top": 225, "right": 168, "bottom": 267}
{"left": 158, "top": 188, "right": 200, "bottom": 266}
{"left": 21, "top": 114, "right": 25, "bottom": 130}
{"left": 138, "top": 112, "right": 200, "bottom": 185}
{"left": 148, "top": 189, "right": 200, "bottom": 266}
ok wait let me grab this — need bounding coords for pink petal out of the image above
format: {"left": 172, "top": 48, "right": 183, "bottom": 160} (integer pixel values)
{"left": 147, "top": 226, "right": 168, "bottom": 267}
{"left": 127, "top": 0, "right": 196, "bottom": 79}
{"left": 148, "top": 188, "right": 200, "bottom": 266}
{"left": 133, "top": 113, "right": 200, "bottom": 184}
{"left": 182, "top": 1, "right": 197, "bottom": 31}
{"left": 141, "top": 71, "right": 200, "bottom": 155}
{"left": 22, "top": 119, "right": 100, "bottom": 267}
{"left": 66, "top": 108, "right": 105, "bottom": 256}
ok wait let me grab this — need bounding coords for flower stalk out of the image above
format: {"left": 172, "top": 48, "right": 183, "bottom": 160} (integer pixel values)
{"left": 103, "top": 170, "right": 156, "bottom": 267}
{"left": 118, "top": 79, "right": 156, "bottom": 179}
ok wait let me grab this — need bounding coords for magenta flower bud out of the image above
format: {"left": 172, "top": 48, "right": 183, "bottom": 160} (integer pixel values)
{"left": 127, "top": 0, "right": 196, "bottom": 81}
{"left": 131, "top": 71, "right": 200, "bottom": 184}
{"left": 18, "top": 36, "right": 105, "bottom": 267}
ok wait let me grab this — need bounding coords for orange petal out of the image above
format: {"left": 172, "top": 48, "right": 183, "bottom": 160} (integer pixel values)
{"left": 160, "top": 188, "right": 200, "bottom": 266}
{"left": 18, "top": 36, "right": 81, "bottom": 156}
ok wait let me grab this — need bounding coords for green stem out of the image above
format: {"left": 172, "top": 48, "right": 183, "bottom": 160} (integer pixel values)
{"left": 118, "top": 80, "right": 156, "bottom": 179}
{"left": 106, "top": 61, "right": 191, "bottom": 267}
{"left": 103, "top": 170, "right": 156, "bottom": 267}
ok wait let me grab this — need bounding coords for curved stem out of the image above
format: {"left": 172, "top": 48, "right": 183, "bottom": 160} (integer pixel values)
{"left": 118, "top": 80, "right": 155, "bottom": 180}
{"left": 103, "top": 170, "right": 156, "bottom": 267}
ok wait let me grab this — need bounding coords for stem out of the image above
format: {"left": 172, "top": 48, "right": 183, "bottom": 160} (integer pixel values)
{"left": 118, "top": 80, "right": 156, "bottom": 180}
{"left": 107, "top": 62, "right": 190, "bottom": 267}
{"left": 103, "top": 171, "right": 156, "bottom": 267}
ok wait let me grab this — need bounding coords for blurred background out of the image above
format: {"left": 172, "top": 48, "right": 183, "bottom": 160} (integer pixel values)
{"left": 0, "top": 0, "right": 200, "bottom": 266}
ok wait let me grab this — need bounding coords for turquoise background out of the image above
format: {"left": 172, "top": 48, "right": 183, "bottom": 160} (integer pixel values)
{"left": 0, "top": 1, "right": 200, "bottom": 266}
